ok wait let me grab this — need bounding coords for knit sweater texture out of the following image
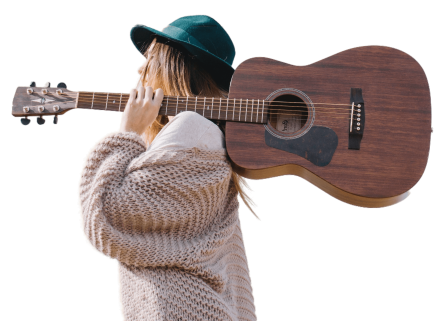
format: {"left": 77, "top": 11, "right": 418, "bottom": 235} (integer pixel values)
{"left": 79, "top": 122, "right": 256, "bottom": 320}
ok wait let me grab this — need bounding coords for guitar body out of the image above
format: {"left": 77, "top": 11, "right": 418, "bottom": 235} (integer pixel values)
{"left": 226, "top": 46, "right": 431, "bottom": 207}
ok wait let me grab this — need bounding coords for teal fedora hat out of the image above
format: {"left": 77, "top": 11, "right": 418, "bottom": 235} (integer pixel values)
{"left": 130, "top": 15, "right": 235, "bottom": 92}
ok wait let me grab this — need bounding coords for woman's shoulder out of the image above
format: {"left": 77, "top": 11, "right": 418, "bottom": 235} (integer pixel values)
{"left": 148, "top": 111, "right": 225, "bottom": 152}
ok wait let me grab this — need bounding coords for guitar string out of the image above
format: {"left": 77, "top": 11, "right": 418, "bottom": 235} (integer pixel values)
{"left": 24, "top": 93, "right": 361, "bottom": 119}
{"left": 51, "top": 92, "right": 354, "bottom": 107}
{"left": 77, "top": 105, "right": 352, "bottom": 116}
{"left": 27, "top": 95, "right": 357, "bottom": 113}
{"left": 71, "top": 99, "right": 358, "bottom": 113}
{"left": 75, "top": 103, "right": 352, "bottom": 113}
{"left": 75, "top": 104, "right": 353, "bottom": 118}
{"left": 75, "top": 104, "right": 352, "bottom": 114}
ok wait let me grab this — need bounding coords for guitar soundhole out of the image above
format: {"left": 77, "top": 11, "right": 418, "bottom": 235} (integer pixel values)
{"left": 267, "top": 93, "right": 311, "bottom": 138}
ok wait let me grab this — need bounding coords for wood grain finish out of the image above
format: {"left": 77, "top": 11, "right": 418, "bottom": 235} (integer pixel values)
{"left": 226, "top": 46, "right": 431, "bottom": 205}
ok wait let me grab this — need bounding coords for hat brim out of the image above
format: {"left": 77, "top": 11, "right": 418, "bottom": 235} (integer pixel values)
{"left": 130, "top": 25, "right": 234, "bottom": 92}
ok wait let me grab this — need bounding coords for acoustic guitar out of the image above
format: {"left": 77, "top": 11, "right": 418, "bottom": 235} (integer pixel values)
{"left": 11, "top": 46, "right": 431, "bottom": 208}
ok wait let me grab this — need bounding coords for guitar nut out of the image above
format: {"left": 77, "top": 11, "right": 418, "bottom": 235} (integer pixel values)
{"left": 38, "top": 106, "right": 45, "bottom": 112}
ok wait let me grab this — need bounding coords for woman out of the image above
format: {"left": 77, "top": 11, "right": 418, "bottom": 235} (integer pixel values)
{"left": 80, "top": 15, "right": 257, "bottom": 321}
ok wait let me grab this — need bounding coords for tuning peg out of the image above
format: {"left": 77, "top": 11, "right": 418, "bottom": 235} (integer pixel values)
{"left": 30, "top": 81, "right": 36, "bottom": 87}
{"left": 21, "top": 117, "right": 31, "bottom": 125}
{"left": 53, "top": 115, "right": 58, "bottom": 124}
{"left": 57, "top": 82, "right": 67, "bottom": 89}
{"left": 45, "top": 82, "right": 50, "bottom": 88}
{"left": 37, "top": 116, "right": 45, "bottom": 125}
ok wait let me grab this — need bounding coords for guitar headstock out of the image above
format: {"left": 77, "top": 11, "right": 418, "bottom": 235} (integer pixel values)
{"left": 12, "top": 82, "right": 77, "bottom": 125}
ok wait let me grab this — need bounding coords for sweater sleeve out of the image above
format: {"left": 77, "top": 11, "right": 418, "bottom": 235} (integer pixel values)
{"left": 79, "top": 131, "right": 237, "bottom": 286}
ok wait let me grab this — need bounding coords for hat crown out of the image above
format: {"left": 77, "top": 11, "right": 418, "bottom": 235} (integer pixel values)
{"left": 131, "top": 15, "right": 236, "bottom": 91}
{"left": 167, "top": 15, "right": 235, "bottom": 65}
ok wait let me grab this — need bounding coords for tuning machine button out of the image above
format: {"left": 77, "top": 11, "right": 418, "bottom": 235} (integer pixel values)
{"left": 57, "top": 82, "right": 67, "bottom": 89}
{"left": 37, "top": 116, "right": 45, "bottom": 125}
{"left": 30, "top": 81, "right": 36, "bottom": 87}
{"left": 21, "top": 117, "right": 31, "bottom": 125}
{"left": 45, "top": 82, "right": 51, "bottom": 87}
{"left": 53, "top": 105, "right": 60, "bottom": 125}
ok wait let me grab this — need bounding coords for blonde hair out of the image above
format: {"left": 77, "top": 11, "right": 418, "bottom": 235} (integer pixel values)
{"left": 139, "top": 38, "right": 257, "bottom": 218}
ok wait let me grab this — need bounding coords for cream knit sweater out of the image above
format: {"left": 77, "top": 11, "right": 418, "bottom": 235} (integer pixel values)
{"left": 79, "top": 122, "right": 256, "bottom": 320}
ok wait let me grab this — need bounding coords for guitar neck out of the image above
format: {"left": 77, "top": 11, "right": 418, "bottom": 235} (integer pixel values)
{"left": 76, "top": 91, "right": 268, "bottom": 123}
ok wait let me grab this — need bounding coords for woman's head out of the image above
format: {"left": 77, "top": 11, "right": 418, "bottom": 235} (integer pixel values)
{"left": 139, "top": 37, "right": 227, "bottom": 145}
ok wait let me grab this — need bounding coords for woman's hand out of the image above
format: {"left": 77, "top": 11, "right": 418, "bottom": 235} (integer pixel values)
{"left": 120, "top": 86, "right": 164, "bottom": 135}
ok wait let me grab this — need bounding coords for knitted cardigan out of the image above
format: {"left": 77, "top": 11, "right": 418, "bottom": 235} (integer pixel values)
{"left": 79, "top": 131, "right": 256, "bottom": 321}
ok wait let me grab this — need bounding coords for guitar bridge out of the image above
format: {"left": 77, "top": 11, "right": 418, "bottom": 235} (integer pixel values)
{"left": 348, "top": 88, "right": 365, "bottom": 150}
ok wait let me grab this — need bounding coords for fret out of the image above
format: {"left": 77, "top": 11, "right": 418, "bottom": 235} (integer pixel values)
{"left": 105, "top": 93, "right": 109, "bottom": 110}
{"left": 166, "top": 96, "right": 169, "bottom": 115}
{"left": 194, "top": 96, "right": 197, "bottom": 112}
{"left": 218, "top": 98, "right": 222, "bottom": 119}
{"left": 245, "top": 99, "right": 248, "bottom": 122}
{"left": 233, "top": 98, "right": 236, "bottom": 120}
{"left": 239, "top": 99, "right": 242, "bottom": 121}
{"left": 185, "top": 96, "right": 188, "bottom": 111}
{"left": 256, "top": 99, "right": 259, "bottom": 122}
{"left": 211, "top": 97, "right": 214, "bottom": 118}
{"left": 203, "top": 97, "right": 206, "bottom": 117}
{"left": 176, "top": 96, "right": 179, "bottom": 115}
{"left": 251, "top": 99, "right": 254, "bottom": 122}
{"left": 261, "top": 100, "right": 265, "bottom": 123}
{"left": 119, "top": 93, "right": 122, "bottom": 112}
{"left": 226, "top": 98, "right": 229, "bottom": 120}
{"left": 91, "top": 92, "right": 94, "bottom": 109}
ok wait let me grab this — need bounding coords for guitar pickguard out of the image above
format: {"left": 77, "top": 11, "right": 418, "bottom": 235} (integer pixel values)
{"left": 265, "top": 126, "right": 338, "bottom": 167}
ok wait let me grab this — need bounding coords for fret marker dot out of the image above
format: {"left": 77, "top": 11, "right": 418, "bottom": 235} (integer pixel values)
{"left": 113, "top": 100, "right": 115, "bottom": 103}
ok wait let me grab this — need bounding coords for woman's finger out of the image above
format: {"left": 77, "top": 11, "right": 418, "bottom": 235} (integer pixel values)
{"left": 153, "top": 88, "right": 164, "bottom": 107}
{"left": 144, "top": 86, "right": 153, "bottom": 102}
{"left": 136, "top": 85, "right": 144, "bottom": 102}
{"left": 128, "top": 89, "right": 137, "bottom": 105}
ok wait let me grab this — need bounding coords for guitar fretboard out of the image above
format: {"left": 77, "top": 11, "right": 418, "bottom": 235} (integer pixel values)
{"left": 76, "top": 92, "right": 268, "bottom": 123}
